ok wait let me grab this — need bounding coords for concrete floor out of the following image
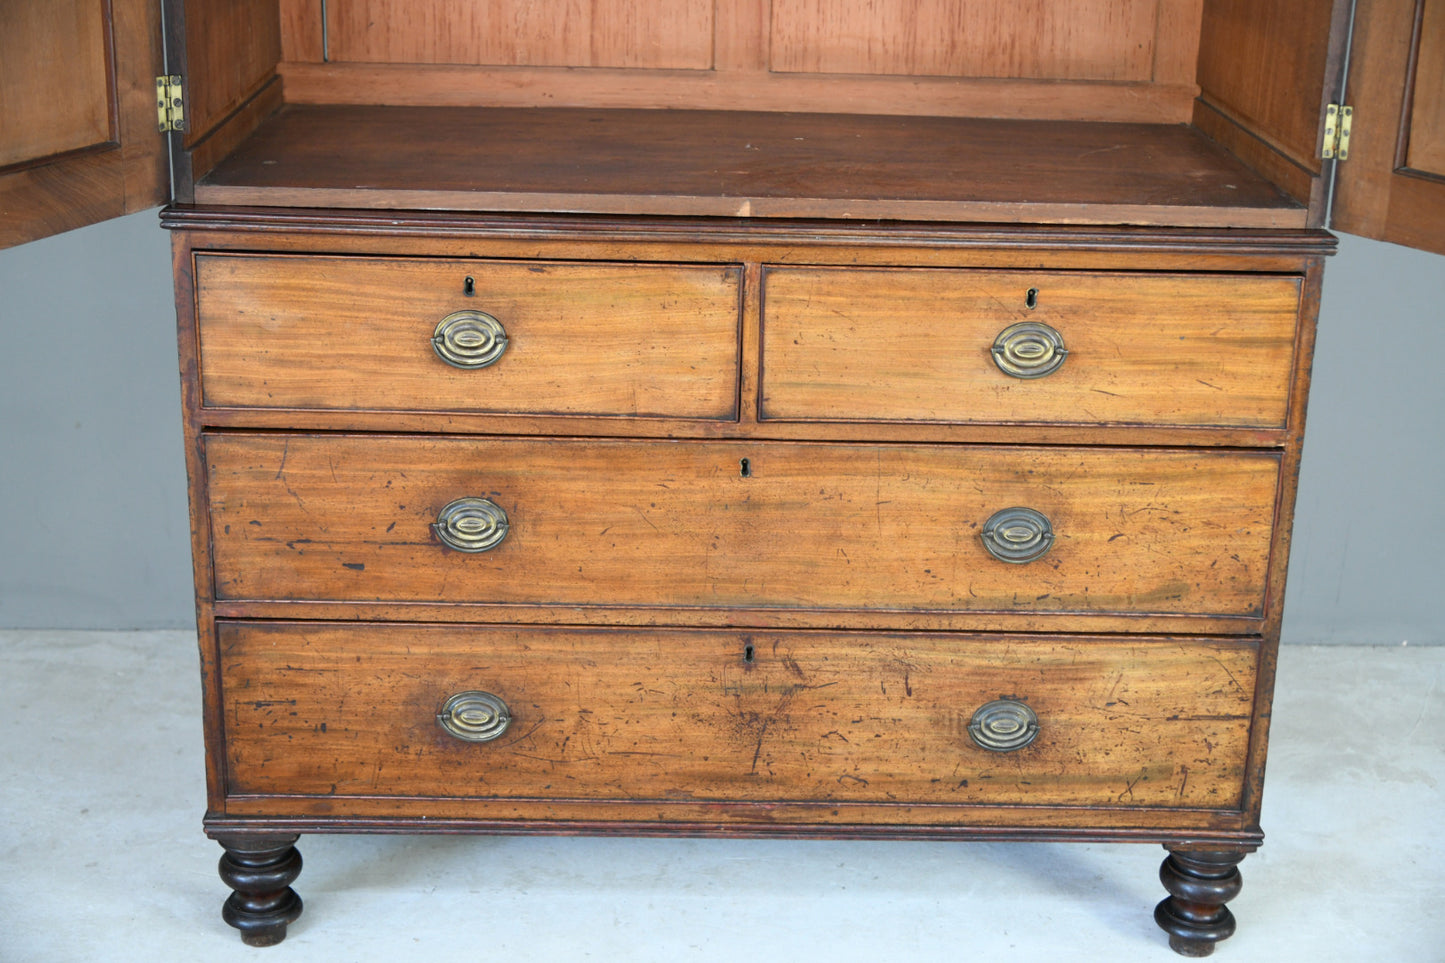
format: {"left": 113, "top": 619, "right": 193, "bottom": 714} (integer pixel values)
{"left": 1, "top": 633, "right": 1439, "bottom": 962}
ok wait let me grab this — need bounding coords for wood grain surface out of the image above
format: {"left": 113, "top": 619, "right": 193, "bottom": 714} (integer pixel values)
{"left": 323, "top": 0, "right": 714, "bottom": 69}
{"left": 205, "top": 435, "right": 1280, "bottom": 622}
{"left": 194, "top": 106, "right": 1306, "bottom": 227}
{"left": 0, "top": 0, "right": 113, "bottom": 169}
{"left": 768, "top": 0, "right": 1162, "bottom": 80}
{"left": 760, "top": 268, "right": 1301, "bottom": 428}
{"left": 219, "top": 621, "right": 1257, "bottom": 811}
{"left": 195, "top": 254, "right": 742, "bottom": 418}
{"left": 180, "top": 0, "right": 282, "bottom": 150}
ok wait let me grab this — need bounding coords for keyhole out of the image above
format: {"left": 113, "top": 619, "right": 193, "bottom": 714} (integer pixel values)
{"left": 743, "top": 643, "right": 755, "bottom": 663}
{"left": 464, "top": 276, "right": 476, "bottom": 297}
{"left": 740, "top": 458, "right": 751, "bottom": 477}
{"left": 1026, "top": 288, "right": 1039, "bottom": 309}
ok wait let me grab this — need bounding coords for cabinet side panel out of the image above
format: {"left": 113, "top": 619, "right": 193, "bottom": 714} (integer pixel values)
{"left": 179, "top": 0, "right": 282, "bottom": 149}
{"left": 1194, "top": 0, "right": 1350, "bottom": 220}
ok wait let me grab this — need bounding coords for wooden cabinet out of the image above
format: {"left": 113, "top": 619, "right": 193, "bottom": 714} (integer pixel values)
{"left": 6, "top": 0, "right": 1443, "bottom": 954}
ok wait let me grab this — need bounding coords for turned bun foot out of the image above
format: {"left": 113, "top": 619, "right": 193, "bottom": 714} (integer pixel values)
{"left": 1154, "top": 848, "right": 1245, "bottom": 956}
{"left": 216, "top": 834, "right": 304, "bottom": 946}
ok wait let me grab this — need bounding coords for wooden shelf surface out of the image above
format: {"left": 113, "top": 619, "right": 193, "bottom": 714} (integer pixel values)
{"left": 195, "top": 105, "right": 1307, "bottom": 227}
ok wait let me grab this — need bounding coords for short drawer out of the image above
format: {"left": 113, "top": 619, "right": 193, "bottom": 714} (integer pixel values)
{"left": 194, "top": 254, "right": 742, "bottom": 419}
{"left": 207, "top": 434, "right": 1279, "bottom": 623}
{"left": 760, "top": 268, "right": 1301, "bottom": 428}
{"left": 220, "top": 621, "right": 1257, "bottom": 811}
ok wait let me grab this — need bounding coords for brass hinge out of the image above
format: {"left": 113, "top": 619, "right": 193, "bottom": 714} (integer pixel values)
{"left": 156, "top": 75, "right": 185, "bottom": 133}
{"left": 1322, "top": 103, "right": 1352, "bottom": 160}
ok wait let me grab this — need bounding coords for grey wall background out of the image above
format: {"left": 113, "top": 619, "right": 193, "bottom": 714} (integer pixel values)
{"left": 0, "top": 209, "right": 1441, "bottom": 641}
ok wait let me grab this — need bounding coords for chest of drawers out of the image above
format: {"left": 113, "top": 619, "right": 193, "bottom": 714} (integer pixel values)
{"left": 169, "top": 211, "right": 1330, "bottom": 954}
{"left": 6, "top": 0, "right": 1441, "bottom": 952}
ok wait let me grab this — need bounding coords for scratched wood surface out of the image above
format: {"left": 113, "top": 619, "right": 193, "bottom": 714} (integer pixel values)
{"left": 205, "top": 434, "right": 1280, "bottom": 622}
{"left": 220, "top": 621, "right": 1256, "bottom": 810}
{"left": 195, "top": 254, "right": 742, "bottom": 418}
{"left": 194, "top": 107, "right": 1307, "bottom": 227}
{"left": 760, "top": 267, "right": 1301, "bottom": 428}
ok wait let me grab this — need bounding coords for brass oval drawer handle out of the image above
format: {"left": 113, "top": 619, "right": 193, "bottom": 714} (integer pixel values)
{"left": 981, "top": 506, "right": 1054, "bottom": 564}
{"left": 433, "top": 497, "right": 509, "bottom": 553}
{"left": 968, "top": 699, "right": 1039, "bottom": 752}
{"left": 438, "top": 690, "right": 511, "bottom": 743}
{"left": 992, "top": 321, "right": 1067, "bottom": 379}
{"left": 433, "top": 310, "right": 509, "bottom": 369}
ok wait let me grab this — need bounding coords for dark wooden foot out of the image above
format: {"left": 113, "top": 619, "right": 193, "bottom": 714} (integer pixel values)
{"left": 1153, "top": 848, "right": 1245, "bottom": 957}
{"left": 216, "top": 834, "right": 303, "bottom": 946}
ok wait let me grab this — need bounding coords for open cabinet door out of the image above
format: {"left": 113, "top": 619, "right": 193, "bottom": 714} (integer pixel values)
{"left": 1331, "top": 0, "right": 1445, "bottom": 254}
{"left": 0, "top": 0, "right": 168, "bottom": 249}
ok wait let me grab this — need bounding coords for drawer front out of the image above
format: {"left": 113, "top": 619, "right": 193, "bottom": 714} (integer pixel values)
{"left": 207, "top": 434, "right": 1279, "bottom": 621}
{"left": 760, "top": 268, "right": 1300, "bottom": 428}
{"left": 194, "top": 254, "right": 742, "bottom": 419}
{"left": 220, "top": 622, "right": 1256, "bottom": 810}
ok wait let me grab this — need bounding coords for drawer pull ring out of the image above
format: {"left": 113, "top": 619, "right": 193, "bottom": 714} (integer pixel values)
{"left": 992, "top": 321, "right": 1067, "bottom": 379}
{"left": 981, "top": 507, "right": 1054, "bottom": 564}
{"left": 438, "top": 690, "right": 511, "bottom": 743}
{"left": 968, "top": 699, "right": 1040, "bottom": 752}
{"left": 433, "top": 497, "right": 509, "bottom": 553}
{"left": 433, "top": 310, "right": 509, "bottom": 369}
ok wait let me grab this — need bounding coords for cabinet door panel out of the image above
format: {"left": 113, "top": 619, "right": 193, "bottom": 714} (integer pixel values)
{"left": 1332, "top": 0, "right": 1445, "bottom": 255}
{"left": 0, "top": 0, "right": 165, "bottom": 248}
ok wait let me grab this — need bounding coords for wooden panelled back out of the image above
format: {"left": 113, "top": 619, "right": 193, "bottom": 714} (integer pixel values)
{"left": 325, "top": 0, "right": 714, "bottom": 69}
{"left": 271, "top": 0, "right": 1207, "bottom": 122}
{"left": 769, "top": 0, "right": 1162, "bottom": 80}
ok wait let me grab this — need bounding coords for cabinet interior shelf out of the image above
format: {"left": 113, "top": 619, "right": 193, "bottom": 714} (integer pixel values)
{"left": 194, "top": 104, "right": 1306, "bottom": 228}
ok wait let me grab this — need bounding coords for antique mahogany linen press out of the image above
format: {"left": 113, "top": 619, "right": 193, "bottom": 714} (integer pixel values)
{"left": 4, "top": 0, "right": 1443, "bottom": 955}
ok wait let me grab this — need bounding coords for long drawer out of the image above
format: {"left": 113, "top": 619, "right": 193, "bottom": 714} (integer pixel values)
{"left": 220, "top": 621, "right": 1257, "bottom": 811}
{"left": 760, "top": 268, "right": 1301, "bottom": 428}
{"left": 206, "top": 434, "right": 1279, "bottom": 622}
{"left": 193, "top": 254, "right": 743, "bottom": 419}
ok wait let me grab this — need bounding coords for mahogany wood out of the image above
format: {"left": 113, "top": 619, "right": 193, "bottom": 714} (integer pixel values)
{"left": 1331, "top": 0, "right": 1445, "bottom": 255}
{"left": 194, "top": 253, "right": 742, "bottom": 418}
{"left": 767, "top": 0, "right": 1163, "bottom": 80}
{"left": 1191, "top": 0, "right": 1352, "bottom": 223}
{"left": 1154, "top": 848, "right": 1247, "bottom": 956}
{"left": 193, "top": 106, "right": 1306, "bottom": 227}
{"left": 0, "top": 1, "right": 113, "bottom": 169}
{"left": 1197, "top": 0, "right": 1344, "bottom": 167}
{"left": 324, "top": 0, "right": 715, "bottom": 70}
{"left": 760, "top": 268, "right": 1301, "bottom": 429}
{"left": 215, "top": 833, "right": 303, "bottom": 947}
{"left": 275, "top": 62, "right": 1198, "bottom": 124}
{"left": 0, "top": 0, "right": 166, "bottom": 249}
{"left": 218, "top": 621, "right": 1257, "bottom": 811}
{"left": 203, "top": 434, "right": 1281, "bottom": 623}
{"left": 1406, "top": 1, "right": 1445, "bottom": 174}
{"left": 179, "top": 0, "right": 281, "bottom": 151}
